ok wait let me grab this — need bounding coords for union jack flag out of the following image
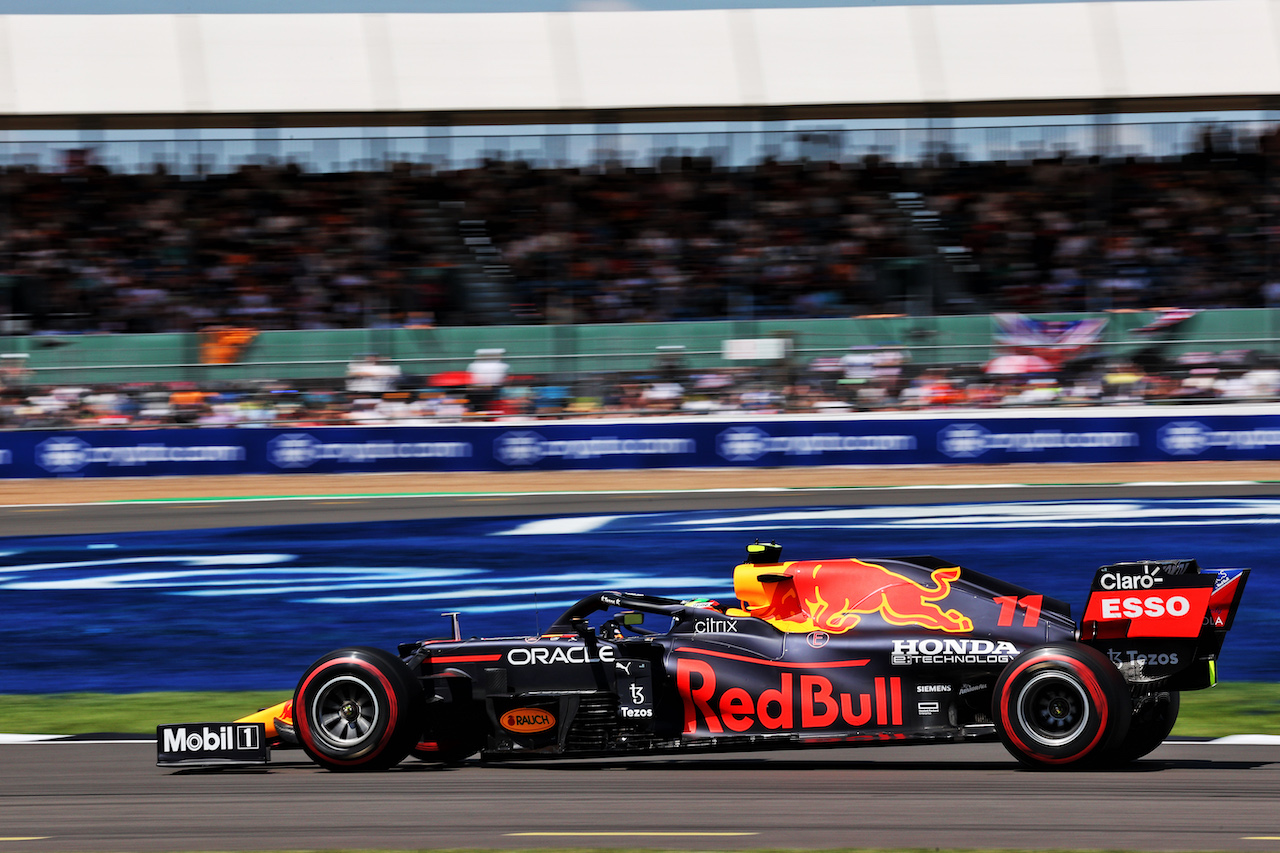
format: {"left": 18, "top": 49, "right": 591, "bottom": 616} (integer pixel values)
{"left": 992, "top": 313, "right": 1107, "bottom": 367}
{"left": 1132, "top": 309, "right": 1198, "bottom": 334}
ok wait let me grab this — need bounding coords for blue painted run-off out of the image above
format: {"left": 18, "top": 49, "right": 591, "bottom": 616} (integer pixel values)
{"left": 0, "top": 497, "right": 1274, "bottom": 693}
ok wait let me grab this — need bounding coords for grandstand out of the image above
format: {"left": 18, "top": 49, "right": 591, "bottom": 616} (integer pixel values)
{"left": 2, "top": 1, "right": 1280, "bottom": 426}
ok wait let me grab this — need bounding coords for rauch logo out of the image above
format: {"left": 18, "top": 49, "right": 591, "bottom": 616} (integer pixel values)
{"left": 501, "top": 708, "right": 556, "bottom": 733}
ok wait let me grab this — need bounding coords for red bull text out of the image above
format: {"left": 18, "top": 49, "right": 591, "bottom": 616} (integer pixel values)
{"left": 676, "top": 656, "right": 903, "bottom": 736}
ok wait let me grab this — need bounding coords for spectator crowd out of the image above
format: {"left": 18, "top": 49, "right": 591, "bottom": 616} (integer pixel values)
{"left": 4, "top": 123, "right": 1280, "bottom": 336}
{"left": 1, "top": 345, "right": 1277, "bottom": 430}
{"left": 3, "top": 122, "right": 1280, "bottom": 428}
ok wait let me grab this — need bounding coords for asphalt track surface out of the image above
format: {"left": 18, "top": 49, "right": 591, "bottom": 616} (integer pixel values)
{"left": 4, "top": 739, "right": 1280, "bottom": 852}
{"left": 4, "top": 477, "right": 1280, "bottom": 536}
{"left": 4, "top": 468, "right": 1280, "bottom": 851}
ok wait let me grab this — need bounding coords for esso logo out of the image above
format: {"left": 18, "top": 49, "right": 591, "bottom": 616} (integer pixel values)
{"left": 1085, "top": 586, "right": 1211, "bottom": 638}
{"left": 1099, "top": 595, "right": 1191, "bottom": 620}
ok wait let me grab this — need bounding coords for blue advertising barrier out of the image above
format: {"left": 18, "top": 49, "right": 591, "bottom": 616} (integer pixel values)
{"left": 1, "top": 409, "right": 1279, "bottom": 477}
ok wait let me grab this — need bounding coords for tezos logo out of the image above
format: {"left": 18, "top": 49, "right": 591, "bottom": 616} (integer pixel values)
{"left": 717, "top": 426, "right": 768, "bottom": 462}
{"left": 938, "top": 423, "right": 989, "bottom": 459}
{"left": 36, "top": 436, "right": 91, "bottom": 473}
{"left": 267, "top": 433, "right": 320, "bottom": 469}
{"left": 494, "top": 430, "right": 546, "bottom": 466}
{"left": 1158, "top": 421, "right": 1208, "bottom": 456}
{"left": 1107, "top": 649, "right": 1180, "bottom": 667}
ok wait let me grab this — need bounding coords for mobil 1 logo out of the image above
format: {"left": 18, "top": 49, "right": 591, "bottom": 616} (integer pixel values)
{"left": 156, "top": 722, "right": 269, "bottom": 766}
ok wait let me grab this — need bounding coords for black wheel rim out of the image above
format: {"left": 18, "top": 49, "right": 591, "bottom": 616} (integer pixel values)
{"left": 1016, "top": 671, "right": 1089, "bottom": 747}
{"left": 311, "top": 674, "right": 381, "bottom": 750}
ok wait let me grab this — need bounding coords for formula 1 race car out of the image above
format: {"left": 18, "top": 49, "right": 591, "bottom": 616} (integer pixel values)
{"left": 158, "top": 542, "right": 1248, "bottom": 771}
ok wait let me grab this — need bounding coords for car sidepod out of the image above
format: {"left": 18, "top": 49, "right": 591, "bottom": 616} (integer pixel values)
{"left": 417, "top": 635, "right": 674, "bottom": 757}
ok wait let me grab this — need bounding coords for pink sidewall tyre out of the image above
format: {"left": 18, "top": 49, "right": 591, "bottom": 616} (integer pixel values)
{"left": 293, "top": 646, "right": 425, "bottom": 772}
{"left": 993, "top": 643, "right": 1130, "bottom": 769}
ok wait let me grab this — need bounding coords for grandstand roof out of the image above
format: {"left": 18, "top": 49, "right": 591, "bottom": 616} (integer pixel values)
{"left": 1, "top": 0, "right": 1277, "bottom": 129}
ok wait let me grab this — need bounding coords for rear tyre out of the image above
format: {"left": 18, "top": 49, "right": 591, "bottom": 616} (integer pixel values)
{"left": 993, "top": 643, "right": 1130, "bottom": 769}
{"left": 294, "top": 646, "right": 424, "bottom": 772}
{"left": 1107, "top": 690, "right": 1180, "bottom": 765}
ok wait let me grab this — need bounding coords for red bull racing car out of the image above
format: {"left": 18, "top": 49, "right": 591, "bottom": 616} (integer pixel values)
{"left": 158, "top": 542, "right": 1248, "bottom": 771}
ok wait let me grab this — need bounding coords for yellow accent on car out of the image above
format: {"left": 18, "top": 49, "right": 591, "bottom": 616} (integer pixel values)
{"left": 235, "top": 700, "right": 291, "bottom": 739}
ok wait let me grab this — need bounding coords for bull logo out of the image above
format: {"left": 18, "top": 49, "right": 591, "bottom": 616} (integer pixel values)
{"left": 734, "top": 558, "right": 974, "bottom": 634}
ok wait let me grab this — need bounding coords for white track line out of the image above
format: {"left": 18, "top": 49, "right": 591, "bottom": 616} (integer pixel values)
{"left": 0, "top": 480, "right": 1267, "bottom": 509}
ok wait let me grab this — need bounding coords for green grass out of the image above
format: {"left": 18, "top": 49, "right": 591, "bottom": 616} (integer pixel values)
{"left": 1168, "top": 681, "right": 1280, "bottom": 737}
{"left": 0, "top": 690, "right": 290, "bottom": 735}
{"left": 0, "top": 682, "right": 1277, "bottom": 737}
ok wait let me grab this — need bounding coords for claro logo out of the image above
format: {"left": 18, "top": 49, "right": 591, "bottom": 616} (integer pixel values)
{"left": 501, "top": 708, "right": 556, "bottom": 733}
{"left": 1098, "top": 571, "right": 1164, "bottom": 590}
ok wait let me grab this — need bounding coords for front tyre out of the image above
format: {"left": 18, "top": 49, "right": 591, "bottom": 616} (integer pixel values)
{"left": 294, "top": 646, "right": 424, "bottom": 772}
{"left": 993, "top": 643, "right": 1130, "bottom": 769}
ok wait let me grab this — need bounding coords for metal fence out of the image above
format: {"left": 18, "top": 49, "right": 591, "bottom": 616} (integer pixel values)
{"left": 2, "top": 308, "right": 1277, "bottom": 389}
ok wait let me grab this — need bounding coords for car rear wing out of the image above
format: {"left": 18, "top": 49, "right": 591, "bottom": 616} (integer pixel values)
{"left": 1079, "top": 559, "right": 1249, "bottom": 687}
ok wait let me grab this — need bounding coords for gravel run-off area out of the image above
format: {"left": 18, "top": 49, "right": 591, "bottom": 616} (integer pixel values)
{"left": 0, "top": 460, "right": 1274, "bottom": 505}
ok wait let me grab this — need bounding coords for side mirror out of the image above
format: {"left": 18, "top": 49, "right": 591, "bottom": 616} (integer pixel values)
{"left": 621, "top": 611, "right": 644, "bottom": 627}
{"left": 570, "top": 616, "right": 597, "bottom": 642}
